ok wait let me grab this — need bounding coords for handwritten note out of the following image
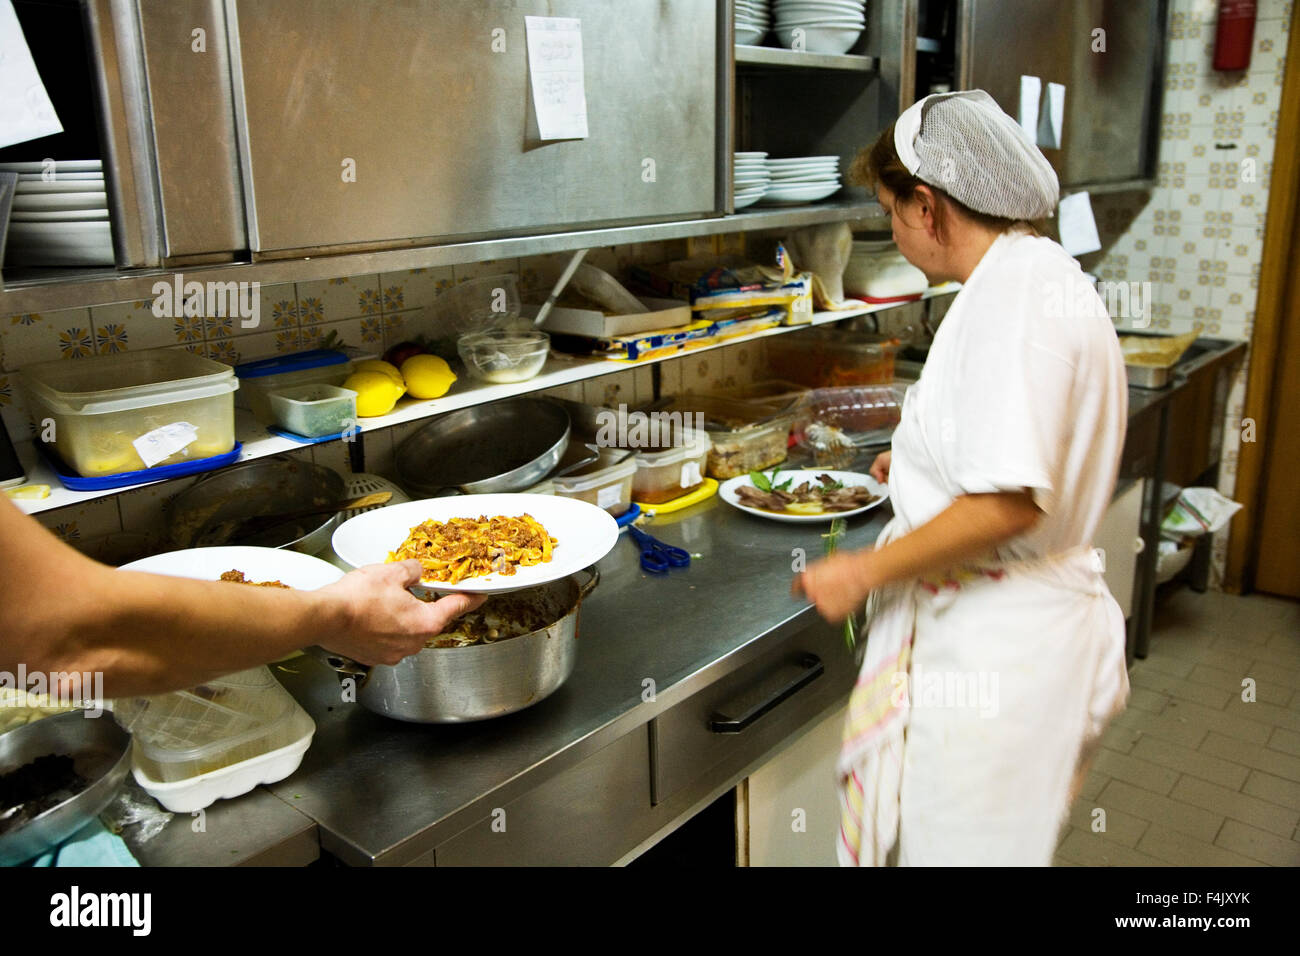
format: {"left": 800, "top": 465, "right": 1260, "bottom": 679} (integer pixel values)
{"left": 1039, "top": 82, "right": 1066, "bottom": 149}
{"left": 525, "top": 16, "right": 588, "bottom": 141}
{"left": 0, "top": 0, "right": 62, "bottom": 150}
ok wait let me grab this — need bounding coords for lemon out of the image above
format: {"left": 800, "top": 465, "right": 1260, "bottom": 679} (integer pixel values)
{"left": 4, "top": 484, "right": 51, "bottom": 500}
{"left": 400, "top": 354, "right": 457, "bottom": 399}
{"left": 344, "top": 371, "right": 405, "bottom": 417}
{"left": 353, "top": 360, "right": 406, "bottom": 389}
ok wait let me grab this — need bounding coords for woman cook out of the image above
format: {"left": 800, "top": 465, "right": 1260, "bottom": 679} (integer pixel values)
{"left": 795, "top": 90, "right": 1130, "bottom": 866}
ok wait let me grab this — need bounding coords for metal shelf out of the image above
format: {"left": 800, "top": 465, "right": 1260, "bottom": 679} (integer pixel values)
{"left": 734, "top": 44, "right": 876, "bottom": 72}
{"left": 9, "top": 285, "right": 960, "bottom": 516}
{"left": 0, "top": 200, "right": 883, "bottom": 315}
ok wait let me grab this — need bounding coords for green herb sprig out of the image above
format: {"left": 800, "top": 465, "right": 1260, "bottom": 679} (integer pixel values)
{"left": 822, "top": 516, "right": 857, "bottom": 651}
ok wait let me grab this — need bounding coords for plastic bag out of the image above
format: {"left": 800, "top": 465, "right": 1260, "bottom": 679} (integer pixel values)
{"left": 784, "top": 222, "right": 852, "bottom": 306}
{"left": 1161, "top": 487, "right": 1243, "bottom": 537}
{"left": 99, "top": 780, "right": 174, "bottom": 845}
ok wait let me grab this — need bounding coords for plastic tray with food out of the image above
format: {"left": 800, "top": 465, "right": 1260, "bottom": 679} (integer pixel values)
{"left": 631, "top": 431, "right": 711, "bottom": 504}
{"left": 552, "top": 448, "right": 637, "bottom": 516}
{"left": 766, "top": 326, "right": 903, "bottom": 388}
{"left": 656, "top": 393, "right": 795, "bottom": 480}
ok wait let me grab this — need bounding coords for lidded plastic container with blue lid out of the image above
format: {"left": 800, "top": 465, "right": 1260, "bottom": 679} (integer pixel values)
{"left": 234, "top": 349, "right": 352, "bottom": 424}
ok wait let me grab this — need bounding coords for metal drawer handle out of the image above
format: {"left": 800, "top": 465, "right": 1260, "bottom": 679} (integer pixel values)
{"left": 708, "top": 653, "right": 825, "bottom": 734}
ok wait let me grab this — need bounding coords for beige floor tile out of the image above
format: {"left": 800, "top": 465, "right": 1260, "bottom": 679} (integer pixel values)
{"left": 1218, "top": 636, "right": 1300, "bottom": 670}
{"left": 1067, "top": 801, "right": 1150, "bottom": 847}
{"left": 1242, "top": 771, "right": 1300, "bottom": 812}
{"left": 1093, "top": 748, "right": 1180, "bottom": 795}
{"left": 1185, "top": 662, "right": 1293, "bottom": 706}
{"left": 1097, "top": 780, "right": 1224, "bottom": 843}
{"left": 1137, "top": 824, "right": 1260, "bottom": 866}
{"left": 1220, "top": 698, "right": 1300, "bottom": 735}
{"left": 1112, "top": 706, "right": 1207, "bottom": 750}
{"left": 1130, "top": 735, "right": 1250, "bottom": 791}
{"left": 1151, "top": 642, "right": 1254, "bottom": 673}
{"left": 1129, "top": 667, "right": 1234, "bottom": 709}
{"left": 1080, "top": 771, "right": 1110, "bottom": 802}
{"left": 1240, "top": 658, "right": 1299, "bottom": 688}
{"left": 1201, "top": 733, "right": 1300, "bottom": 783}
{"left": 1138, "top": 653, "right": 1196, "bottom": 679}
{"left": 1160, "top": 700, "right": 1272, "bottom": 745}
{"left": 1127, "top": 686, "right": 1170, "bottom": 715}
{"left": 1267, "top": 727, "right": 1300, "bottom": 758}
{"left": 1170, "top": 775, "right": 1300, "bottom": 838}
{"left": 1214, "top": 820, "right": 1300, "bottom": 866}
{"left": 1056, "top": 828, "right": 1171, "bottom": 867}
{"left": 1100, "top": 724, "right": 1144, "bottom": 755}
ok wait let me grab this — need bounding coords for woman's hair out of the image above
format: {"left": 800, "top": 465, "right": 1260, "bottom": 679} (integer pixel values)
{"left": 850, "top": 122, "right": 1037, "bottom": 241}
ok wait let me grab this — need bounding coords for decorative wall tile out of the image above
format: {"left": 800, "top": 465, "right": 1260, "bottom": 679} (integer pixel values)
{"left": 295, "top": 274, "right": 378, "bottom": 324}
{"left": 115, "top": 476, "right": 198, "bottom": 547}
{"left": 34, "top": 496, "right": 122, "bottom": 542}
{"left": 1, "top": 308, "right": 91, "bottom": 369}
{"left": 452, "top": 259, "right": 519, "bottom": 284}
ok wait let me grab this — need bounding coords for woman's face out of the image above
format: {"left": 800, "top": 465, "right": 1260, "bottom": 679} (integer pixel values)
{"left": 877, "top": 185, "right": 937, "bottom": 277}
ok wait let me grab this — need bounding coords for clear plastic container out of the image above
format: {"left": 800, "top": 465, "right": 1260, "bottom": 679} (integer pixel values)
{"left": 767, "top": 327, "right": 902, "bottom": 387}
{"left": 268, "top": 383, "right": 358, "bottom": 438}
{"left": 235, "top": 349, "right": 352, "bottom": 424}
{"left": 552, "top": 449, "right": 636, "bottom": 516}
{"left": 20, "top": 351, "right": 237, "bottom": 477}
{"left": 706, "top": 419, "right": 790, "bottom": 478}
{"left": 791, "top": 385, "right": 908, "bottom": 466}
{"left": 112, "top": 666, "right": 314, "bottom": 784}
{"left": 632, "top": 431, "right": 711, "bottom": 504}
{"left": 658, "top": 394, "right": 794, "bottom": 479}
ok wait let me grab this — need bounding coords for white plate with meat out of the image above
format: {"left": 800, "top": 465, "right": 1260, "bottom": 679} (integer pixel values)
{"left": 719, "top": 469, "right": 888, "bottom": 523}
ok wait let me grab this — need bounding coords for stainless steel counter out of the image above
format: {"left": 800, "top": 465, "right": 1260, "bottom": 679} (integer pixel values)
{"left": 263, "top": 491, "right": 888, "bottom": 866}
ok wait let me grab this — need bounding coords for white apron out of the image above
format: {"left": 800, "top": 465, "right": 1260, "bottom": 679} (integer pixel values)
{"left": 836, "top": 230, "right": 1131, "bottom": 866}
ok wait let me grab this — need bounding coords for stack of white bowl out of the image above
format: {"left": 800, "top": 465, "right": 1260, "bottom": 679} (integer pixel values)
{"left": 757, "top": 155, "right": 842, "bottom": 205}
{"left": 3, "top": 160, "right": 112, "bottom": 266}
{"left": 733, "top": 152, "right": 771, "bottom": 209}
{"left": 735, "top": 0, "right": 771, "bottom": 45}
{"left": 773, "top": 0, "right": 867, "bottom": 55}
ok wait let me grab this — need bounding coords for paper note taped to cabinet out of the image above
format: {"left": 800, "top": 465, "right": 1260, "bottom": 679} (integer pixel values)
{"left": 1058, "top": 192, "right": 1101, "bottom": 257}
{"left": 525, "top": 16, "right": 589, "bottom": 141}
{"left": 0, "top": 0, "right": 63, "bottom": 150}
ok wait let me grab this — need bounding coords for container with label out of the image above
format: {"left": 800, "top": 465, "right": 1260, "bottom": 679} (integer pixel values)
{"left": 552, "top": 449, "right": 637, "bottom": 516}
{"left": 20, "top": 351, "right": 237, "bottom": 477}
{"left": 632, "top": 431, "right": 712, "bottom": 504}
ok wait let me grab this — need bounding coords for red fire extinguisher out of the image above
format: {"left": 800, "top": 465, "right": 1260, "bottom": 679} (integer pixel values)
{"left": 1213, "top": 0, "right": 1257, "bottom": 71}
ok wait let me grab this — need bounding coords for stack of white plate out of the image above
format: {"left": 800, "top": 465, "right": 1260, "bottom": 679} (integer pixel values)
{"left": 757, "top": 155, "right": 842, "bottom": 205}
{"left": 735, "top": 0, "right": 771, "bottom": 45}
{"left": 2, "top": 160, "right": 113, "bottom": 266}
{"left": 733, "top": 152, "right": 771, "bottom": 209}
{"left": 773, "top": 0, "right": 867, "bottom": 55}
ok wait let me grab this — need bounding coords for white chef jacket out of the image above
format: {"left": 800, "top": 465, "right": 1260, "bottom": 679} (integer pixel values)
{"left": 838, "top": 227, "right": 1131, "bottom": 866}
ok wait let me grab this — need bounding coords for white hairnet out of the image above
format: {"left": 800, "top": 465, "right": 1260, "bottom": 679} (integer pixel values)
{"left": 894, "top": 89, "right": 1059, "bottom": 220}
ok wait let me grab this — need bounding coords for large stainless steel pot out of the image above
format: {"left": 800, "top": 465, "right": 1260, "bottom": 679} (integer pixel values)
{"left": 315, "top": 568, "right": 599, "bottom": 723}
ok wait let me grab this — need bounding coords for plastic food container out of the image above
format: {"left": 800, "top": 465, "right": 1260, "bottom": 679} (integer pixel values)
{"left": 235, "top": 349, "right": 351, "bottom": 424}
{"left": 632, "top": 431, "right": 711, "bottom": 504}
{"left": 843, "top": 239, "right": 929, "bottom": 303}
{"left": 791, "top": 385, "right": 908, "bottom": 466}
{"left": 659, "top": 394, "right": 795, "bottom": 479}
{"left": 112, "top": 666, "right": 315, "bottom": 812}
{"left": 20, "top": 351, "right": 238, "bottom": 477}
{"left": 268, "top": 383, "right": 357, "bottom": 438}
{"left": 552, "top": 449, "right": 636, "bottom": 516}
{"left": 767, "top": 327, "right": 902, "bottom": 387}
{"left": 457, "top": 330, "right": 549, "bottom": 384}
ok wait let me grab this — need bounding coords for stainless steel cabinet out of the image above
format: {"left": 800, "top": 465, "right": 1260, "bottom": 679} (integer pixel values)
{"left": 958, "top": 0, "right": 1168, "bottom": 188}
{"left": 224, "top": 0, "right": 722, "bottom": 258}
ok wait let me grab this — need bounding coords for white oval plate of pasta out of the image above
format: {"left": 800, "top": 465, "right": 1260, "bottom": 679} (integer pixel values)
{"left": 330, "top": 493, "right": 619, "bottom": 594}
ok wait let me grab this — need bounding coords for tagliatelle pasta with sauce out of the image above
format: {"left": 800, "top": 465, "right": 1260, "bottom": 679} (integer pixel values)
{"left": 388, "top": 513, "right": 557, "bottom": 583}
